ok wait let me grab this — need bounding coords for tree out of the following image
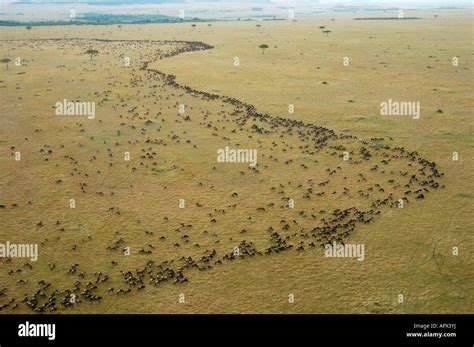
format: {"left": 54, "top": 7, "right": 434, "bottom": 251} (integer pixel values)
{"left": 322, "top": 30, "right": 332, "bottom": 37}
{"left": 1, "top": 58, "right": 11, "bottom": 70}
{"left": 319, "top": 26, "right": 325, "bottom": 30}
{"left": 26, "top": 26, "right": 32, "bottom": 32}
{"left": 191, "top": 24, "right": 197, "bottom": 30}
{"left": 118, "top": 25, "right": 122, "bottom": 30}
{"left": 259, "top": 43, "right": 269, "bottom": 55}
{"left": 85, "top": 49, "right": 99, "bottom": 61}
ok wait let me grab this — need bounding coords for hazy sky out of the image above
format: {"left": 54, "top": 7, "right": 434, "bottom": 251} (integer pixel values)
{"left": 0, "top": 0, "right": 471, "bottom": 6}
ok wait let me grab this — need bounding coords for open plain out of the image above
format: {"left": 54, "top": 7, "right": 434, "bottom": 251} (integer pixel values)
{"left": 0, "top": 8, "right": 472, "bottom": 314}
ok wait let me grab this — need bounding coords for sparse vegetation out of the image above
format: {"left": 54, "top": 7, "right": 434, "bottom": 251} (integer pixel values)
{"left": 1, "top": 58, "right": 11, "bottom": 70}
{"left": 85, "top": 49, "right": 99, "bottom": 61}
{"left": 0, "top": 9, "right": 471, "bottom": 316}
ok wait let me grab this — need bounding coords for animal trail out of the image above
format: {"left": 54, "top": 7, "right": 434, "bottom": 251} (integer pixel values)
{"left": 0, "top": 38, "right": 444, "bottom": 313}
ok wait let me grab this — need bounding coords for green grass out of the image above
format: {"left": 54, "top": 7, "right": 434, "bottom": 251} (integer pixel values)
{"left": 457, "top": 193, "right": 474, "bottom": 200}
{"left": 0, "top": 13, "right": 471, "bottom": 314}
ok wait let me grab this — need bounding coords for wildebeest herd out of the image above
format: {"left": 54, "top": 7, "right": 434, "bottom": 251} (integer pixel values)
{"left": 0, "top": 38, "right": 444, "bottom": 313}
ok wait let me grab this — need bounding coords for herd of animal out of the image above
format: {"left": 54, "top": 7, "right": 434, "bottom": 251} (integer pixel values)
{"left": 0, "top": 38, "right": 444, "bottom": 313}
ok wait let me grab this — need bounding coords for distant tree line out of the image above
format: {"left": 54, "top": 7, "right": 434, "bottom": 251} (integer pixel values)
{"left": 353, "top": 17, "right": 421, "bottom": 20}
{"left": 0, "top": 13, "right": 213, "bottom": 27}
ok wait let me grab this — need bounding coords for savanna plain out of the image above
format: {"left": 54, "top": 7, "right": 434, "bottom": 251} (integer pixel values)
{"left": 0, "top": 9, "right": 472, "bottom": 314}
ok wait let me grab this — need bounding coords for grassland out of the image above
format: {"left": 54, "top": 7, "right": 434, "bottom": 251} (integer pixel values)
{"left": 0, "top": 9, "right": 472, "bottom": 314}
